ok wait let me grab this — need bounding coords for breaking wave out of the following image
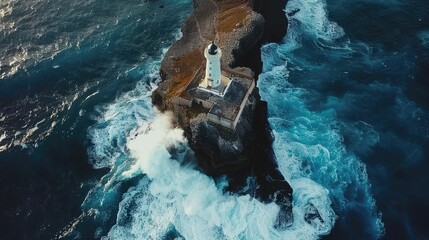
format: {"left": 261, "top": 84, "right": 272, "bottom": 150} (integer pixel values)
{"left": 101, "top": 112, "right": 335, "bottom": 239}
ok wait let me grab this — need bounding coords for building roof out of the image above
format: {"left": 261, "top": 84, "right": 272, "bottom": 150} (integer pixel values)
{"left": 179, "top": 68, "right": 254, "bottom": 121}
{"left": 207, "top": 77, "right": 251, "bottom": 120}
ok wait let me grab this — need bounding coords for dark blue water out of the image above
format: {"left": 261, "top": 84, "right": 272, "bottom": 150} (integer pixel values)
{"left": 1, "top": 0, "right": 428, "bottom": 239}
{"left": 0, "top": 0, "right": 192, "bottom": 238}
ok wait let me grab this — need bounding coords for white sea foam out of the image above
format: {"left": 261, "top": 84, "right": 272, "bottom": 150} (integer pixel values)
{"left": 286, "top": 0, "right": 344, "bottom": 42}
{"left": 104, "top": 113, "right": 336, "bottom": 240}
{"left": 87, "top": 57, "right": 161, "bottom": 169}
{"left": 0, "top": 0, "right": 13, "bottom": 20}
{"left": 259, "top": 60, "right": 384, "bottom": 238}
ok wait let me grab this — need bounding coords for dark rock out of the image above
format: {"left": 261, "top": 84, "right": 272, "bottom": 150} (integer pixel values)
{"left": 305, "top": 203, "right": 324, "bottom": 226}
{"left": 189, "top": 93, "right": 256, "bottom": 173}
{"left": 287, "top": 8, "right": 301, "bottom": 17}
{"left": 252, "top": 0, "right": 289, "bottom": 43}
{"left": 235, "top": 0, "right": 290, "bottom": 75}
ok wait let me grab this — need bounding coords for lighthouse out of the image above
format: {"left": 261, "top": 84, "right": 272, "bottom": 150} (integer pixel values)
{"left": 198, "top": 41, "right": 231, "bottom": 97}
{"left": 204, "top": 42, "right": 222, "bottom": 88}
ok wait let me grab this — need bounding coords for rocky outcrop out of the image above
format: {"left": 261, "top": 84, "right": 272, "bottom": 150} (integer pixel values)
{"left": 152, "top": 0, "right": 293, "bottom": 228}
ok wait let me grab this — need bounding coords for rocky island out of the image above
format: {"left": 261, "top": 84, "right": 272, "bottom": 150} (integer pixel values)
{"left": 152, "top": 0, "right": 293, "bottom": 227}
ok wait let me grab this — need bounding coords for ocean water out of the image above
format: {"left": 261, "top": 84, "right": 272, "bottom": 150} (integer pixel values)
{"left": 1, "top": 0, "right": 428, "bottom": 239}
{"left": 259, "top": 0, "right": 429, "bottom": 239}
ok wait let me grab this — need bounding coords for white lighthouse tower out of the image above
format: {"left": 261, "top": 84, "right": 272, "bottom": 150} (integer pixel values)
{"left": 204, "top": 42, "right": 222, "bottom": 88}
